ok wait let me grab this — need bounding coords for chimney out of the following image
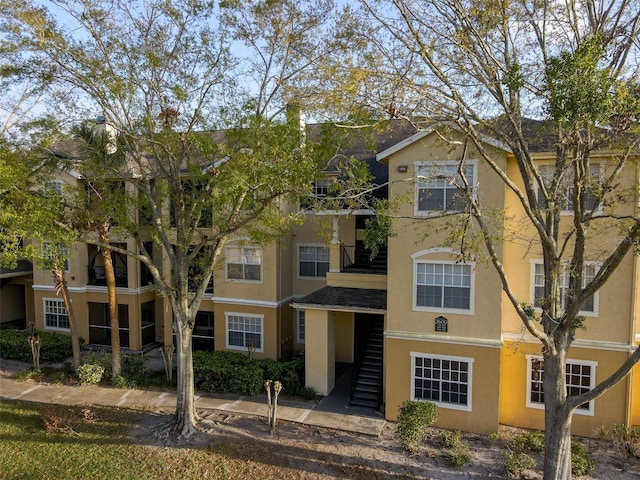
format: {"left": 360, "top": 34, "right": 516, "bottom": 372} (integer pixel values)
{"left": 94, "top": 115, "right": 117, "bottom": 154}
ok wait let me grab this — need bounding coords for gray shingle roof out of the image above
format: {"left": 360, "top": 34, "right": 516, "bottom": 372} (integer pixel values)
{"left": 293, "top": 286, "right": 387, "bottom": 312}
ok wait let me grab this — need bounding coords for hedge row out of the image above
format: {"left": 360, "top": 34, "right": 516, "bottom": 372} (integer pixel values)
{"left": 0, "top": 329, "right": 82, "bottom": 363}
{"left": 193, "top": 350, "right": 311, "bottom": 398}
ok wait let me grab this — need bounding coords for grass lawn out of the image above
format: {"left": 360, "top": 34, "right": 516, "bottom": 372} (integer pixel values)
{"left": 0, "top": 400, "right": 289, "bottom": 480}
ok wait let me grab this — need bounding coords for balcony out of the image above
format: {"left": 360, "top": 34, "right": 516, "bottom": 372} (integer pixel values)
{"left": 340, "top": 245, "right": 387, "bottom": 274}
{"left": 87, "top": 265, "right": 128, "bottom": 287}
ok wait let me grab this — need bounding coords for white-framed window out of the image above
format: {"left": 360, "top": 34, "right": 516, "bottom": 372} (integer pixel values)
{"left": 526, "top": 355, "right": 596, "bottom": 415}
{"left": 296, "top": 310, "right": 305, "bottom": 344}
{"left": 312, "top": 179, "right": 333, "bottom": 198}
{"left": 415, "top": 161, "right": 476, "bottom": 215}
{"left": 43, "top": 298, "right": 70, "bottom": 331}
{"left": 411, "top": 352, "right": 473, "bottom": 411}
{"left": 414, "top": 260, "right": 474, "bottom": 313}
{"left": 225, "top": 313, "right": 263, "bottom": 352}
{"left": 536, "top": 164, "right": 601, "bottom": 213}
{"left": 298, "top": 245, "right": 330, "bottom": 278}
{"left": 225, "top": 245, "right": 262, "bottom": 282}
{"left": 44, "top": 180, "right": 64, "bottom": 196}
{"left": 531, "top": 261, "right": 598, "bottom": 315}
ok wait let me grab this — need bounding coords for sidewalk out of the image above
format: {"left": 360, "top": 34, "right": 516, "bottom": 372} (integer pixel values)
{"left": 0, "top": 354, "right": 386, "bottom": 437}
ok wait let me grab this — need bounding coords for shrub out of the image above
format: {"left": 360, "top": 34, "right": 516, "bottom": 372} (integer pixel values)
{"left": 447, "top": 446, "right": 471, "bottom": 467}
{"left": 0, "top": 329, "right": 83, "bottom": 362}
{"left": 396, "top": 400, "right": 438, "bottom": 454}
{"left": 77, "top": 363, "right": 104, "bottom": 385}
{"left": 510, "top": 429, "right": 545, "bottom": 453}
{"left": 571, "top": 442, "right": 596, "bottom": 476}
{"left": 192, "top": 351, "right": 308, "bottom": 397}
{"left": 612, "top": 424, "right": 640, "bottom": 471}
{"left": 441, "top": 430, "right": 463, "bottom": 449}
{"left": 503, "top": 449, "right": 536, "bottom": 477}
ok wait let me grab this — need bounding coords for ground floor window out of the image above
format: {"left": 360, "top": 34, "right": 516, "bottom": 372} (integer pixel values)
{"left": 193, "top": 311, "right": 214, "bottom": 352}
{"left": 526, "top": 355, "right": 596, "bottom": 415}
{"left": 226, "top": 313, "right": 263, "bottom": 352}
{"left": 296, "top": 310, "right": 305, "bottom": 344}
{"left": 410, "top": 352, "right": 473, "bottom": 411}
{"left": 44, "top": 298, "right": 70, "bottom": 331}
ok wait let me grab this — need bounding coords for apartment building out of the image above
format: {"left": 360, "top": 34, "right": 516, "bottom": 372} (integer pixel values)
{"left": 3, "top": 119, "right": 639, "bottom": 437}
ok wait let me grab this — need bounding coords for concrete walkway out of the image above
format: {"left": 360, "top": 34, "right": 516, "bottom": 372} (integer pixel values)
{"left": 0, "top": 357, "right": 386, "bottom": 437}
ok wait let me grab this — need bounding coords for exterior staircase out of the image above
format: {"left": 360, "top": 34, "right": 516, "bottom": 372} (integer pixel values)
{"left": 350, "top": 317, "right": 384, "bottom": 409}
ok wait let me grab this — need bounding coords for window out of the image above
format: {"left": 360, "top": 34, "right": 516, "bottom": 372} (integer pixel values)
{"left": 313, "top": 179, "right": 333, "bottom": 198}
{"left": 415, "top": 261, "right": 473, "bottom": 312}
{"left": 299, "top": 245, "right": 330, "bottom": 278}
{"left": 296, "top": 310, "right": 305, "bottom": 344}
{"left": 537, "top": 164, "right": 600, "bottom": 213}
{"left": 226, "top": 314, "right": 263, "bottom": 352}
{"left": 226, "top": 246, "right": 262, "bottom": 281}
{"left": 415, "top": 161, "right": 475, "bottom": 214}
{"left": 532, "top": 262, "right": 598, "bottom": 314}
{"left": 411, "top": 352, "right": 473, "bottom": 411}
{"left": 527, "top": 356, "right": 596, "bottom": 415}
{"left": 44, "top": 299, "right": 70, "bottom": 330}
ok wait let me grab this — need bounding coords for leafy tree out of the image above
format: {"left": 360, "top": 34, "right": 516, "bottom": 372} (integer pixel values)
{"left": 1, "top": 0, "right": 340, "bottom": 435}
{"left": 347, "top": 1, "right": 640, "bottom": 478}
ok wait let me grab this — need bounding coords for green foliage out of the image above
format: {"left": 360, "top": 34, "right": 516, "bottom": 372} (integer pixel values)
{"left": 441, "top": 430, "right": 470, "bottom": 467}
{"left": 77, "top": 363, "right": 104, "bottom": 385}
{"left": 612, "top": 424, "right": 640, "bottom": 471}
{"left": 510, "top": 429, "right": 545, "bottom": 453}
{"left": 441, "top": 430, "right": 463, "bottom": 449}
{"left": 571, "top": 442, "right": 596, "bottom": 476}
{"left": 0, "top": 329, "right": 82, "bottom": 363}
{"left": 396, "top": 400, "right": 438, "bottom": 454}
{"left": 503, "top": 449, "right": 537, "bottom": 477}
{"left": 488, "top": 431, "right": 501, "bottom": 444}
{"left": 192, "top": 351, "right": 308, "bottom": 397}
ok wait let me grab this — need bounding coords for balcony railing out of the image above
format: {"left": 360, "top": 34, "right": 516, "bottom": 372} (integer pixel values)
{"left": 87, "top": 266, "right": 128, "bottom": 287}
{"left": 340, "top": 245, "right": 387, "bottom": 274}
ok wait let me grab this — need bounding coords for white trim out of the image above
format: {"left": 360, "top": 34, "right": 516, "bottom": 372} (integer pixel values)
{"left": 32, "top": 284, "right": 156, "bottom": 295}
{"left": 386, "top": 330, "right": 503, "bottom": 348}
{"left": 225, "top": 312, "right": 264, "bottom": 353}
{"left": 413, "top": 159, "right": 478, "bottom": 217}
{"left": 214, "top": 295, "right": 291, "bottom": 308}
{"left": 42, "top": 297, "right": 70, "bottom": 332}
{"left": 529, "top": 259, "right": 600, "bottom": 317}
{"left": 297, "top": 243, "right": 330, "bottom": 279}
{"left": 304, "top": 209, "right": 374, "bottom": 216}
{"left": 296, "top": 310, "right": 305, "bottom": 344}
{"left": 413, "top": 256, "right": 475, "bottom": 315}
{"left": 410, "top": 351, "right": 474, "bottom": 412}
{"left": 502, "top": 332, "right": 635, "bottom": 352}
{"left": 224, "top": 244, "right": 263, "bottom": 283}
{"left": 525, "top": 355, "right": 597, "bottom": 416}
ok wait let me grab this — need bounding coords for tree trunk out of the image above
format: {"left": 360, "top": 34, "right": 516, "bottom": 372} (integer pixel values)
{"left": 99, "top": 224, "right": 121, "bottom": 378}
{"left": 174, "top": 322, "right": 198, "bottom": 436}
{"left": 52, "top": 268, "right": 81, "bottom": 372}
{"left": 543, "top": 351, "right": 573, "bottom": 479}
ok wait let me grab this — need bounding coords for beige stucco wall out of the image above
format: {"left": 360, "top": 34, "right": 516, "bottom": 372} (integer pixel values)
{"left": 384, "top": 336, "right": 502, "bottom": 434}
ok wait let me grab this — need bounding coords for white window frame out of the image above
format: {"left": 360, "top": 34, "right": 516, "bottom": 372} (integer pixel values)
{"left": 298, "top": 244, "right": 330, "bottom": 278}
{"left": 225, "top": 313, "right": 264, "bottom": 352}
{"left": 43, "top": 298, "right": 70, "bottom": 331}
{"left": 526, "top": 355, "right": 597, "bottom": 416}
{"left": 414, "top": 160, "right": 477, "bottom": 216}
{"left": 413, "top": 255, "right": 475, "bottom": 315}
{"left": 530, "top": 260, "right": 599, "bottom": 316}
{"left": 410, "top": 352, "right": 473, "bottom": 412}
{"left": 225, "top": 245, "right": 262, "bottom": 282}
{"left": 312, "top": 179, "right": 333, "bottom": 198}
{"left": 536, "top": 164, "right": 602, "bottom": 215}
{"left": 296, "top": 310, "right": 305, "bottom": 344}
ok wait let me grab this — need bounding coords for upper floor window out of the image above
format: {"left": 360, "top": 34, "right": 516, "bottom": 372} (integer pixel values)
{"left": 298, "top": 245, "right": 330, "bottom": 278}
{"left": 44, "top": 298, "right": 70, "bottom": 331}
{"left": 415, "top": 161, "right": 476, "bottom": 214}
{"left": 411, "top": 352, "right": 473, "bottom": 411}
{"left": 414, "top": 260, "right": 473, "bottom": 313}
{"left": 537, "top": 164, "right": 600, "bottom": 213}
{"left": 226, "top": 313, "right": 263, "bottom": 352}
{"left": 526, "top": 356, "right": 596, "bottom": 415}
{"left": 532, "top": 262, "right": 598, "bottom": 315}
{"left": 226, "top": 245, "right": 262, "bottom": 282}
